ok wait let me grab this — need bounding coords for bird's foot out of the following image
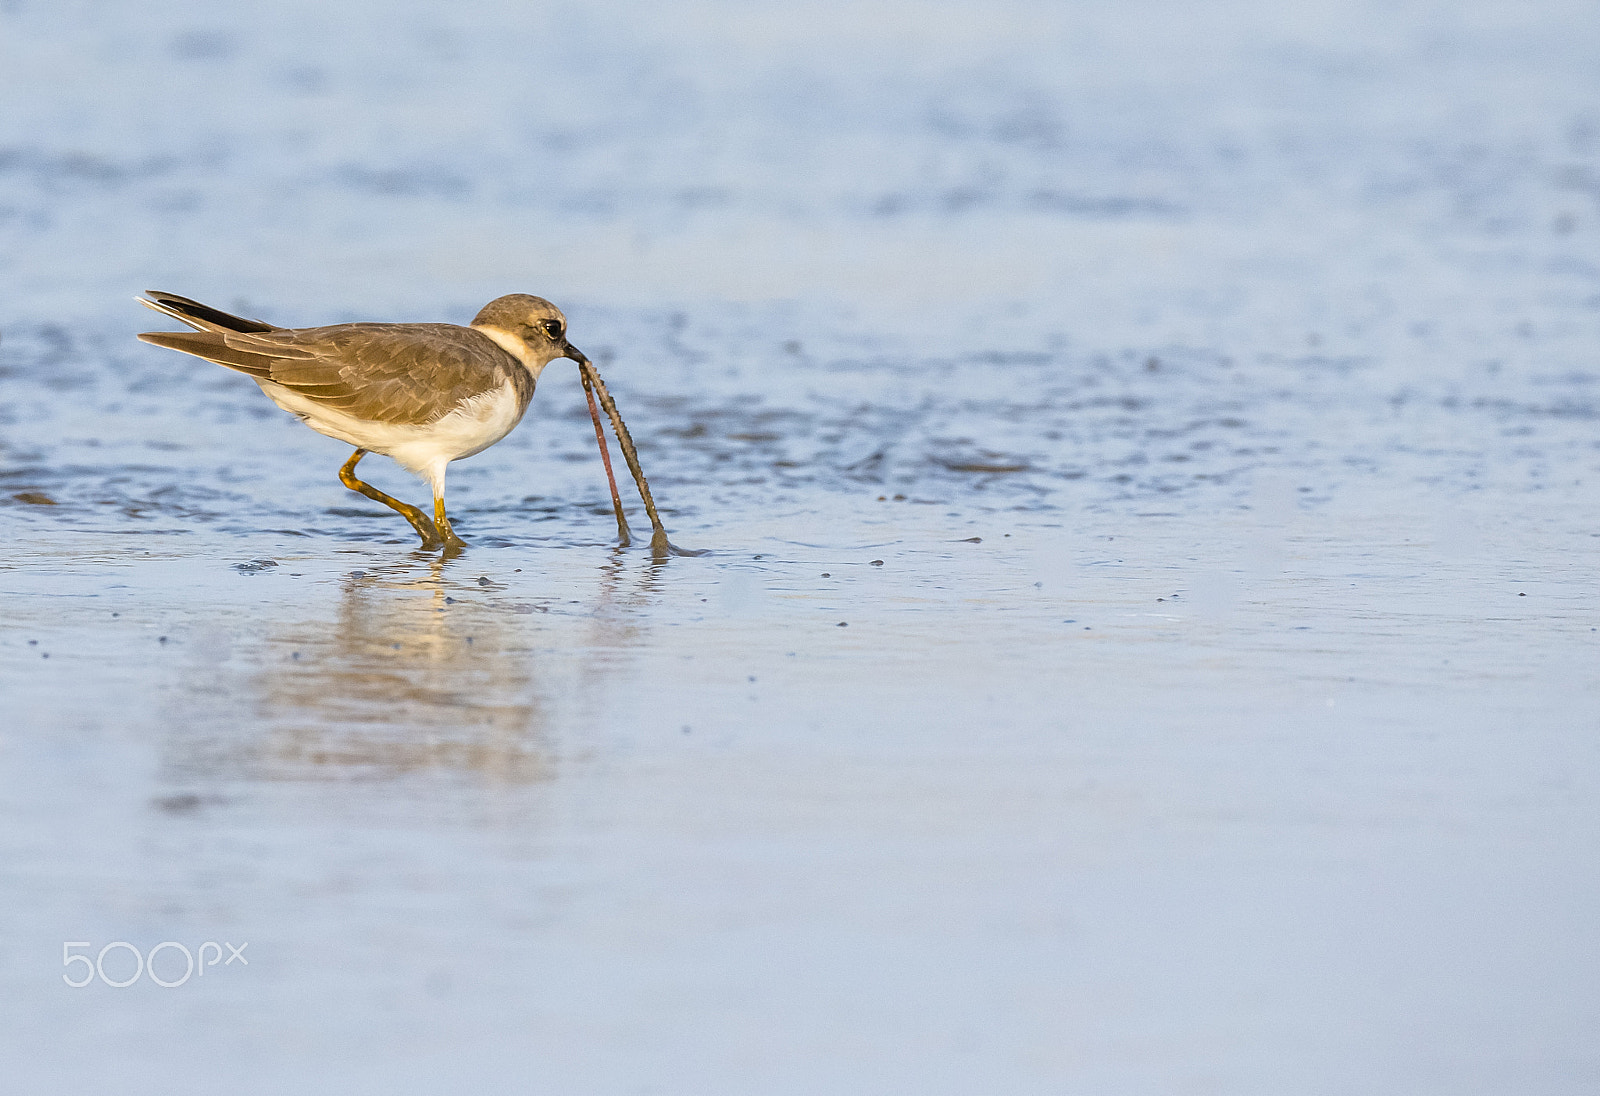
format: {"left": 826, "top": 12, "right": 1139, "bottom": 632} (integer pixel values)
{"left": 433, "top": 501, "right": 466, "bottom": 552}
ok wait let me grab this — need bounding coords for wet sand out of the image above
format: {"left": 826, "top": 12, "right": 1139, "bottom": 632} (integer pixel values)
{"left": 3, "top": 1, "right": 1599, "bottom": 1092}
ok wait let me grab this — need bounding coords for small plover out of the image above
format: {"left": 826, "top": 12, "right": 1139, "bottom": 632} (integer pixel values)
{"left": 136, "top": 290, "right": 679, "bottom": 553}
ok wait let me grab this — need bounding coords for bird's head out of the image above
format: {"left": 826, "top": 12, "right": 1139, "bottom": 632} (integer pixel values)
{"left": 471, "top": 294, "right": 589, "bottom": 378}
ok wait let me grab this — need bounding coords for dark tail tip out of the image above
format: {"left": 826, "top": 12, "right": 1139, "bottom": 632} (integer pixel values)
{"left": 144, "top": 290, "right": 275, "bottom": 333}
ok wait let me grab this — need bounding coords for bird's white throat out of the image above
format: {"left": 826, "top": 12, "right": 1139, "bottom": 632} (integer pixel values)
{"left": 474, "top": 324, "right": 556, "bottom": 381}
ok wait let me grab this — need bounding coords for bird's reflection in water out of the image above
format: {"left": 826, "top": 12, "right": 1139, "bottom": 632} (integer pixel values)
{"left": 162, "top": 548, "right": 658, "bottom": 788}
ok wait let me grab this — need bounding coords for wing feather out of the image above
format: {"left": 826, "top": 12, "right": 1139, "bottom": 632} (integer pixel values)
{"left": 137, "top": 291, "right": 275, "bottom": 334}
{"left": 136, "top": 332, "right": 279, "bottom": 377}
{"left": 140, "top": 322, "right": 521, "bottom": 425}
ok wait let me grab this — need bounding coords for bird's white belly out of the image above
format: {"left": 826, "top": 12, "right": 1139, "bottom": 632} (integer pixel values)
{"left": 257, "top": 378, "right": 526, "bottom": 484}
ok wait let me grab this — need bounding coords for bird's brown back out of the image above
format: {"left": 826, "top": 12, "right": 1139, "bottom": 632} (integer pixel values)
{"left": 138, "top": 322, "right": 533, "bottom": 426}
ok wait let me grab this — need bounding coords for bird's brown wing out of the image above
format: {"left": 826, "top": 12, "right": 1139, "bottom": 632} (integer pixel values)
{"left": 138, "top": 322, "right": 519, "bottom": 425}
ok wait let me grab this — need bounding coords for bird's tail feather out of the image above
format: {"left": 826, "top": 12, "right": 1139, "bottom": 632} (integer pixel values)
{"left": 136, "top": 291, "right": 275, "bottom": 334}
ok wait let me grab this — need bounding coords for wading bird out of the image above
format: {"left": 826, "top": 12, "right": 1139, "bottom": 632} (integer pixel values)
{"left": 136, "top": 290, "right": 682, "bottom": 553}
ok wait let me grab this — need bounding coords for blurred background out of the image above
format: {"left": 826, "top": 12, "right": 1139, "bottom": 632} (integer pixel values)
{"left": 2, "top": 1, "right": 1598, "bottom": 1092}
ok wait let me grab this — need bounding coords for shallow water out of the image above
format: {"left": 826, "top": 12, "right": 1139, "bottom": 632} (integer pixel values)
{"left": 3, "top": 1, "right": 1599, "bottom": 1092}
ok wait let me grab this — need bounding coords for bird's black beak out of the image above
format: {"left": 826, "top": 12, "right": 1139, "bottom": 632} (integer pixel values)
{"left": 562, "top": 342, "right": 589, "bottom": 365}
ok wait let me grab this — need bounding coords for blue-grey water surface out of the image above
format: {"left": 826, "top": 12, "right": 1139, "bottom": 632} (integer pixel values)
{"left": 2, "top": 1, "right": 1598, "bottom": 1092}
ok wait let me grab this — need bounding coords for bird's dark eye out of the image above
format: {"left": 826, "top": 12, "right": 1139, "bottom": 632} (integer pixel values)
{"left": 540, "top": 319, "right": 564, "bottom": 340}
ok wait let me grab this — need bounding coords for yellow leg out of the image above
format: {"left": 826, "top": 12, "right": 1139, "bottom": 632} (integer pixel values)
{"left": 338, "top": 449, "right": 442, "bottom": 549}
{"left": 434, "top": 495, "right": 467, "bottom": 550}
